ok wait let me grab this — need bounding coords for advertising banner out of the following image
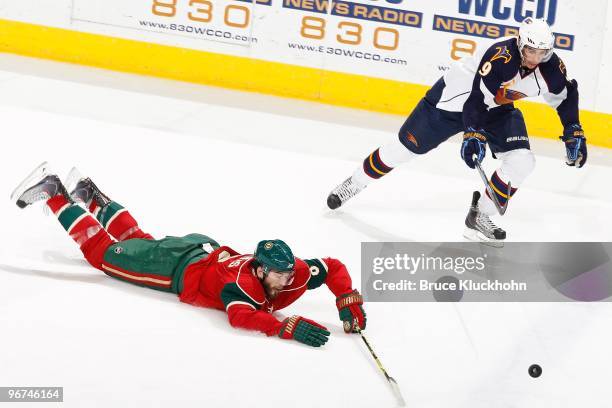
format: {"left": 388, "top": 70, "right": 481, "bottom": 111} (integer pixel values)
{"left": 0, "top": 0, "right": 610, "bottom": 117}
{"left": 66, "top": 0, "right": 607, "bottom": 111}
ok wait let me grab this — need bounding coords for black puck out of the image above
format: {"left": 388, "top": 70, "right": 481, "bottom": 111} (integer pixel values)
{"left": 528, "top": 364, "right": 542, "bottom": 378}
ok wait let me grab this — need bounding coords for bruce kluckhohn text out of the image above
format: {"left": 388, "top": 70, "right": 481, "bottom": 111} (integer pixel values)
{"left": 372, "top": 279, "right": 528, "bottom": 292}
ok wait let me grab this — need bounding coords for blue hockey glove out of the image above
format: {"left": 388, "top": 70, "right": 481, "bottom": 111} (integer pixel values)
{"left": 560, "top": 124, "right": 587, "bottom": 168}
{"left": 461, "top": 128, "right": 488, "bottom": 169}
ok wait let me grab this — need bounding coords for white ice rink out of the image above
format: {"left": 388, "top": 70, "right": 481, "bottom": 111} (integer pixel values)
{"left": 1, "top": 53, "right": 611, "bottom": 408}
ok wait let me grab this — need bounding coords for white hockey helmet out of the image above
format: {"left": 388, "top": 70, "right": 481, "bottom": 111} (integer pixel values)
{"left": 518, "top": 17, "right": 555, "bottom": 62}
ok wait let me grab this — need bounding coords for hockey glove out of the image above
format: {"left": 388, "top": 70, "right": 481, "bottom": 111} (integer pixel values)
{"left": 560, "top": 125, "right": 587, "bottom": 168}
{"left": 278, "top": 315, "right": 330, "bottom": 347}
{"left": 461, "top": 128, "right": 488, "bottom": 169}
{"left": 336, "top": 289, "right": 366, "bottom": 333}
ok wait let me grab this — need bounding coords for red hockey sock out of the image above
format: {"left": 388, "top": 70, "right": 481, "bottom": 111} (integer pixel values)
{"left": 94, "top": 201, "right": 153, "bottom": 241}
{"left": 46, "top": 195, "right": 114, "bottom": 270}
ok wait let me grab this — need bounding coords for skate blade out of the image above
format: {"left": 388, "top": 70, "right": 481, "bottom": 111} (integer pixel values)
{"left": 10, "top": 161, "right": 51, "bottom": 203}
{"left": 463, "top": 227, "right": 504, "bottom": 248}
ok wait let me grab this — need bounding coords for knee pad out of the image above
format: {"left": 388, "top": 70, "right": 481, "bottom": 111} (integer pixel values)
{"left": 497, "top": 149, "right": 536, "bottom": 187}
{"left": 379, "top": 137, "right": 418, "bottom": 167}
{"left": 485, "top": 149, "right": 535, "bottom": 207}
{"left": 358, "top": 137, "right": 417, "bottom": 184}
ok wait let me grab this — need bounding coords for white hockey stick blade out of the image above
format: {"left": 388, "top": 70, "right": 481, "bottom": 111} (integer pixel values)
{"left": 388, "top": 377, "right": 407, "bottom": 407}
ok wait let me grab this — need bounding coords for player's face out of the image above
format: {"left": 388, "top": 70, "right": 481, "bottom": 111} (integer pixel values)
{"left": 521, "top": 46, "right": 550, "bottom": 69}
{"left": 260, "top": 269, "right": 295, "bottom": 299}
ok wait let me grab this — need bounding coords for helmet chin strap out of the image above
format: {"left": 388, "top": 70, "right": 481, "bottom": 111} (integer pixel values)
{"left": 517, "top": 40, "right": 532, "bottom": 68}
{"left": 519, "top": 54, "right": 533, "bottom": 69}
{"left": 519, "top": 49, "right": 548, "bottom": 69}
{"left": 520, "top": 58, "right": 535, "bottom": 69}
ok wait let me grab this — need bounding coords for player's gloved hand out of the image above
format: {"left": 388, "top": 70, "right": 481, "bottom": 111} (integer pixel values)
{"left": 560, "top": 124, "right": 587, "bottom": 168}
{"left": 461, "top": 128, "right": 488, "bottom": 169}
{"left": 278, "top": 315, "right": 330, "bottom": 347}
{"left": 336, "top": 289, "right": 366, "bottom": 333}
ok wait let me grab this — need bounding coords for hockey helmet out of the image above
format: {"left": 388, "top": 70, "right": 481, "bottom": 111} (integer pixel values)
{"left": 518, "top": 17, "right": 555, "bottom": 62}
{"left": 254, "top": 239, "right": 295, "bottom": 274}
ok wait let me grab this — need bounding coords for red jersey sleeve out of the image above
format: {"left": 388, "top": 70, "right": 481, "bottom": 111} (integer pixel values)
{"left": 227, "top": 304, "right": 283, "bottom": 336}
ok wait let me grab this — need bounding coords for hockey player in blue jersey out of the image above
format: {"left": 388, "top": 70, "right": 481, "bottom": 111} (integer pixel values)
{"left": 326, "top": 17, "right": 587, "bottom": 246}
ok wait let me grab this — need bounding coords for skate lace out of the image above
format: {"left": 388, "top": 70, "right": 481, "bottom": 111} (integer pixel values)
{"left": 476, "top": 213, "right": 499, "bottom": 231}
{"left": 71, "top": 186, "right": 93, "bottom": 206}
{"left": 334, "top": 178, "right": 362, "bottom": 201}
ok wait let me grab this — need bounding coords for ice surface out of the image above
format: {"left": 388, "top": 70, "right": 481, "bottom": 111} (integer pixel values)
{"left": 0, "top": 53, "right": 611, "bottom": 407}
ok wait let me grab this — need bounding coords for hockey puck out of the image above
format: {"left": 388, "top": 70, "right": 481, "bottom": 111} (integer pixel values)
{"left": 528, "top": 364, "right": 542, "bottom": 378}
{"left": 432, "top": 276, "right": 463, "bottom": 302}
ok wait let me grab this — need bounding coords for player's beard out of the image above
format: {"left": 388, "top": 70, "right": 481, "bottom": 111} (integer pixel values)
{"left": 263, "top": 280, "right": 283, "bottom": 300}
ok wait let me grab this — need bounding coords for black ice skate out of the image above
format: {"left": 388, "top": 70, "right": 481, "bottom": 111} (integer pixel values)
{"left": 65, "top": 167, "right": 111, "bottom": 210}
{"left": 11, "top": 162, "right": 72, "bottom": 209}
{"left": 463, "top": 191, "right": 506, "bottom": 247}
{"left": 327, "top": 177, "right": 365, "bottom": 210}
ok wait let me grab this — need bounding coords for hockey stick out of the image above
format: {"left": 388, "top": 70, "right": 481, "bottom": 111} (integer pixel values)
{"left": 356, "top": 326, "right": 406, "bottom": 407}
{"left": 474, "top": 160, "right": 511, "bottom": 216}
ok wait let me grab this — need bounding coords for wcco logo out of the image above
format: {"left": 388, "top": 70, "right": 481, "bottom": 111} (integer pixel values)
{"left": 458, "top": 0, "right": 558, "bottom": 26}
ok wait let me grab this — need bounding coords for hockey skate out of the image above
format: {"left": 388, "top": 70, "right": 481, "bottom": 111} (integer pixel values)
{"left": 65, "top": 167, "right": 111, "bottom": 210}
{"left": 463, "top": 191, "right": 506, "bottom": 247}
{"left": 11, "top": 162, "right": 72, "bottom": 209}
{"left": 327, "top": 177, "right": 365, "bottom": 210}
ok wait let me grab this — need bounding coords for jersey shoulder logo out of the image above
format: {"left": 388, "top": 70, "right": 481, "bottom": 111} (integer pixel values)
{"left": 479, "top": 45, "right": 512, "bottom": 76}
{"left": 490, "top": 46, "right": 512, "bottom": 64}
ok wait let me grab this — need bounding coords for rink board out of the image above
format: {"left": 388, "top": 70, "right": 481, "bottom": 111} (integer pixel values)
{"left": 0, "top": 16, "right": 610, "bottom": 148}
